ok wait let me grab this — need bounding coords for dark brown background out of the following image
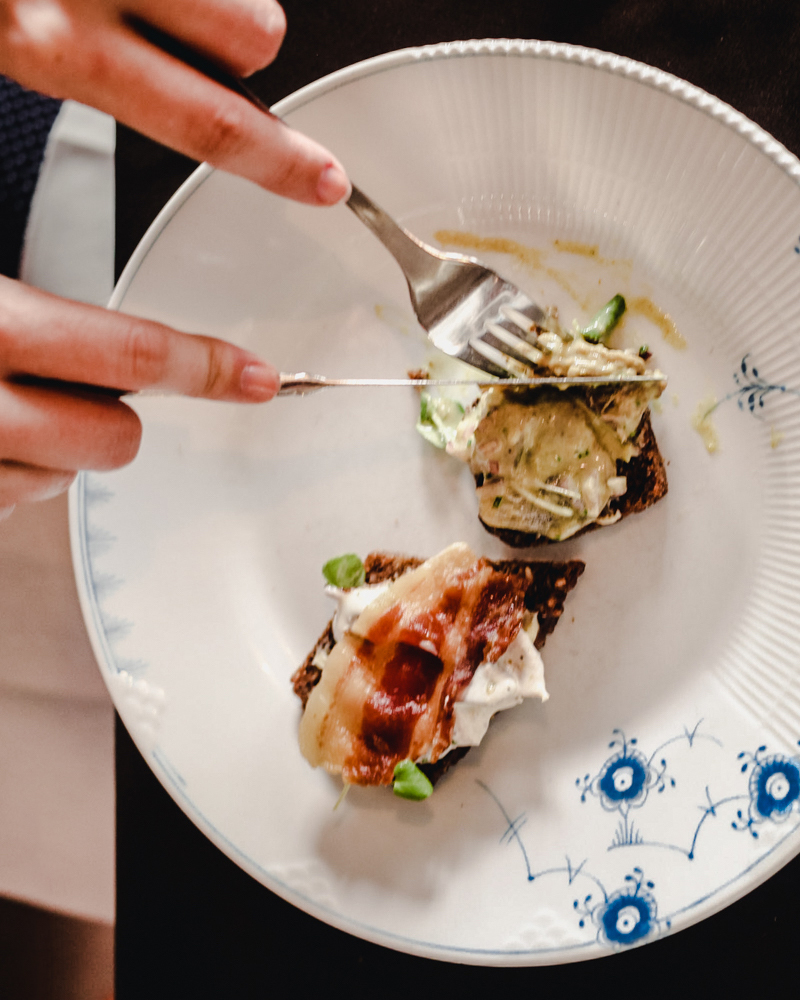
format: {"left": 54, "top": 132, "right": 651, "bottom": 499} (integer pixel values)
{"left": 115, "top": 2, "right": 800, "bottom": 995}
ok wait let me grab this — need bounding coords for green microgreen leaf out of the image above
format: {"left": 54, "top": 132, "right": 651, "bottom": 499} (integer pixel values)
{"left": 392, "top": 759, "right": 433, "bottom": 801}
{"left": 322, "top": 553, "right": 365, "bottom": 589}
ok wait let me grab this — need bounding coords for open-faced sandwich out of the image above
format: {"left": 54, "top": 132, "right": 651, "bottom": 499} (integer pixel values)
{"left": 292, "top": 542, "right": 584, "bottom": 799}
{"left": 416, "top": 296, "right": 668, "bottom": 546}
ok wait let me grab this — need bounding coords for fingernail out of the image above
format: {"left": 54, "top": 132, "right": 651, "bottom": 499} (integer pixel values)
{"left": 317, "top": 163, "right": 351, "bottom": 205}
{"left": 240, "top": 362, "right": 279, "bottom": 401}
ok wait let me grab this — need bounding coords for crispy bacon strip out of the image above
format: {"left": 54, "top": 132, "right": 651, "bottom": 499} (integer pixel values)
{"left": 298, "top": 543, "right": 529, "bottom": 785}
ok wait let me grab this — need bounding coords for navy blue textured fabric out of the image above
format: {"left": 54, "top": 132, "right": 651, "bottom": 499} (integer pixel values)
{"left": 0, "top": 74, "right": 61, "bottom": 279}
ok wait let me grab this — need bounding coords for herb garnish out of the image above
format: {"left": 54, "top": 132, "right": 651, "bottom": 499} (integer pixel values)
{"left": 392, "top": 760, "right": 433, "bottom": 800}
{"left": 416, "top": 392, "right": 465, "bottom": 449}
{"left": 580, "top": 294, "right": 626, "bottom": 344}
{"left": 322, "top": 554, "right": 366, "bottom": 589}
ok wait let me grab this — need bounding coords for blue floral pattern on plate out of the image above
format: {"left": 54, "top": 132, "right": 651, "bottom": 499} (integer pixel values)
{"left": 579, "top": 868, "right": 663, "bottom": 947}
{"left": 481, "top": 731, "right": 800, "bottom": 950}
{"left": 708, "top": 354, "right": 800, "bottom": 420}
{"left": 736, "top": 748, "right": 800, "bottom": 833}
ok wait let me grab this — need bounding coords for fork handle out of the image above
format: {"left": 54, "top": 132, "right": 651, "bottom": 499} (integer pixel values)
{"left": 346, "top": 186, "right": 491, "bottom": 326}
{"left": 346, "top": 186, "right": 456, "bottom": 283}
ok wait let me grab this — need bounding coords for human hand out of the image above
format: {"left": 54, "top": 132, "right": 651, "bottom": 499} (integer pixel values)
{"left": 0, "top": 275, "right": 280, "bottom": 519}
{"left": 0, "top": 0, "right": 350, "bottom": 205}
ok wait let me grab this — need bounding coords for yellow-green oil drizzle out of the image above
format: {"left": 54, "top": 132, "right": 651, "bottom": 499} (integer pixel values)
{"left": 434, "top": 230, "right": 586, "bottom": 306}
{"left": 692, "top": 396, "right": 720, "bottom": 453}
{"left": 433, "top": 231, "right": 686, "bottom": 350}
{"left": 627, "top": 296, "right": 687, "bottom": 350}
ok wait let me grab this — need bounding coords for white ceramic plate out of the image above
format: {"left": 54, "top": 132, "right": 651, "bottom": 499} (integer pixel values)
{"left": 71, "top": 40, "right": 800, "bottom": 965}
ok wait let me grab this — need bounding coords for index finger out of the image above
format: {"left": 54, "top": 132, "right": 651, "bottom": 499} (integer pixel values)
{"left": 0, "top": 1, "right": 350, "bottom": 206}
{"left": 0, "top": 278, "right": 279, "bottom": 402}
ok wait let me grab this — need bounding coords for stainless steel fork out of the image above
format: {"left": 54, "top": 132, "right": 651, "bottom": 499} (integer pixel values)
{"left": 133, "top": 19, "right": 553, "bottom": 378}
{"left": 346, "top": 187, "right": 550, "bottom": 377}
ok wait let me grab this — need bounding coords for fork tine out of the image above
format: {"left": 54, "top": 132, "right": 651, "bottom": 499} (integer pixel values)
{"left": 501, "top": 305, "right": 539, "bottom": 333}
{"left": 484, "top": 322, "right": 545, "bottom": 365}
{"left": 500, "top": 305, "right": 553, "bottom": 348}
{"left": 467, "top": 338, "right": 536, "bottom": 377}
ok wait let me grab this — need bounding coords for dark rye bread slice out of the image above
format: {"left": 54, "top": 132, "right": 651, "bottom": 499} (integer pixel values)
{"left": 480, "top": 410, "right": 668, "bottom": 549}
{"left": 291, "top": 552, "right": 585, "bottom": 785}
